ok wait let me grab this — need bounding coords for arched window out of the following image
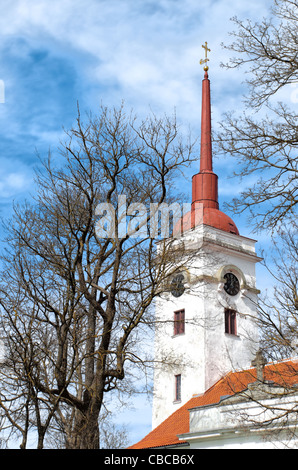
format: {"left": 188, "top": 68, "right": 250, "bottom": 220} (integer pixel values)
{"left": 225, "top": 308, "right": 237, "bottom": 335}
{"left": 174, "top": 374, "right": 181, "bottom": 402}
{"left": 173, "top": 309, "right": 185, "bottom": 335}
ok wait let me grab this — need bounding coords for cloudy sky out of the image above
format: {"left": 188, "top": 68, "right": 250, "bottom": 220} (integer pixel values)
{"left": 0, "top": 0, "right": 278, "bottom": 447}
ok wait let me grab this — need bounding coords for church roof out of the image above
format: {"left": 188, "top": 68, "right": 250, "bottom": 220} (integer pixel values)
{"left": 129, "top": 359, "right": 298, "bottom": 449}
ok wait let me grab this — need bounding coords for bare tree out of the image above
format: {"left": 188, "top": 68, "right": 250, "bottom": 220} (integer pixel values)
{"left": 99, "top": 415, "right": 129, "bottom": 450}
{"left": 0, "top": 104, "right": 197, "bottom": 449}
{"left": 216, "top": 0, "right": 298, "bottom": 360}
{"left": 257, "top": 222, "right": 298, "bottom": 362}
{"left": 216, "top": 0, "right": 298, "bottom": 233}
{"left": 212, "top": 1, "right": 298, "bottom": 444}
{"left": 0, "top": 307, "right": 63, "bottom": 449}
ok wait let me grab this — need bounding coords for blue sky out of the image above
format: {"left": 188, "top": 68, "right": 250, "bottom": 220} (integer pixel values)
{"left": 0, "top": 0, "right": 279, "bottom": 448}
{"left": 0, "top": 0, "right": 272, "bottom": 216}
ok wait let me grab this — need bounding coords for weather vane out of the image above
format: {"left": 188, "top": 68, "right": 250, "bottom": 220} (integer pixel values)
{"left": 200, "top": 41, "right": 211, "bottom": 71}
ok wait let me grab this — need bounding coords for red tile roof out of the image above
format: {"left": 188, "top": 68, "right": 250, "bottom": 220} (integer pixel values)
{"left": 129, "top": 359, "right": 298, "bottom": 449}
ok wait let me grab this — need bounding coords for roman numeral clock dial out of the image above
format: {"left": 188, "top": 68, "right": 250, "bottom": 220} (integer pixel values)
{"left": 223, "top": 272, "right": 240, "bottom": 296}
{"left": 171, "top": 274, "right": 185, "bottom": 298}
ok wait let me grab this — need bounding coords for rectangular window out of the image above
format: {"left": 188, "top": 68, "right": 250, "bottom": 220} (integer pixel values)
{"left": 225, "top": 309, "right": 237, "bottom": 335}
{"left": 174, "top": 374, "right": 181, "bottom": 402}
{"left": 174, "top": 309, "right": 185, "bottom": 336}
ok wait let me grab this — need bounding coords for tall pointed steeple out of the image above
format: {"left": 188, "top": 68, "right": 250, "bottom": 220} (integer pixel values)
{"left": 192, "top": 67, "right": 219, "bottom": 211}
{"left": 185, "top": 44, "right": 239, "bottom": 236}
{"left": 150, "top": 46, "right": 261, "bottom": 431}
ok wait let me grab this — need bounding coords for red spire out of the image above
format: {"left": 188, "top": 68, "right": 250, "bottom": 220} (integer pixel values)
{"left": 200, "top": 70, "right": 213, "bottom": 172}
{"left": 192, "top": 69, "right": 219, "bottom": 210}
{"left": 174, "top": 52, "right": 240, "bottom": 237}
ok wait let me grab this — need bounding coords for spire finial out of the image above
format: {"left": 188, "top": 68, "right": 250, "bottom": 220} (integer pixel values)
{"left": 200, "top": 41, "right": 211, "bottom": 71}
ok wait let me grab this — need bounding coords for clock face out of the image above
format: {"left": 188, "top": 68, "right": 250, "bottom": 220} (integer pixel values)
{"left": 223, "top": 272, "right": 240, "bottom": 296}
{"left": 171, "top": 274, "right": 185, "bottom": 298}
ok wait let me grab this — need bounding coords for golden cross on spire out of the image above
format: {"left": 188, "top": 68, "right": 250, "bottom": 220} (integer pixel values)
{"left": 200, "top": 41, "right": 211, "bottom": 71}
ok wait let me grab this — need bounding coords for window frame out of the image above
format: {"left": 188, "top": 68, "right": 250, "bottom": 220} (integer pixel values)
{"left": 173, "top": 309, "right": 185, "bottom": 336}
{"left": 174, "top": 374, "right": 181, "bottom": 402}
{"left": 225, "top": 308, "right": 237, "bottom": 336}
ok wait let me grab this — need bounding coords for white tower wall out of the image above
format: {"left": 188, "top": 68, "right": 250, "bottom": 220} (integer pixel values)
{"left": 152, "top": 224, "right": 261, "bottom": 428}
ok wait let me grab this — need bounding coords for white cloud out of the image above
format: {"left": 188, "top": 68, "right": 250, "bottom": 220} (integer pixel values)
{"left": 0, "top": 0, "right": 272, "bottom": 120}
{"left": 0, "top": 168, "right": 33, "bottom": 198}
{"left": 0, "top": 0, "right": 278, "bottom": 447}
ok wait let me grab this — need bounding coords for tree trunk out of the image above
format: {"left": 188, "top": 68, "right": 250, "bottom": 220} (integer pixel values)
{"left": 72, "top": 408, "right": 100, "bottom": 449}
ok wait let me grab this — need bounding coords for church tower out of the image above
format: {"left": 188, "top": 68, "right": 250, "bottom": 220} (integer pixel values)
{"left": 152, "top": 46, "right": 261, "bottom": 428}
